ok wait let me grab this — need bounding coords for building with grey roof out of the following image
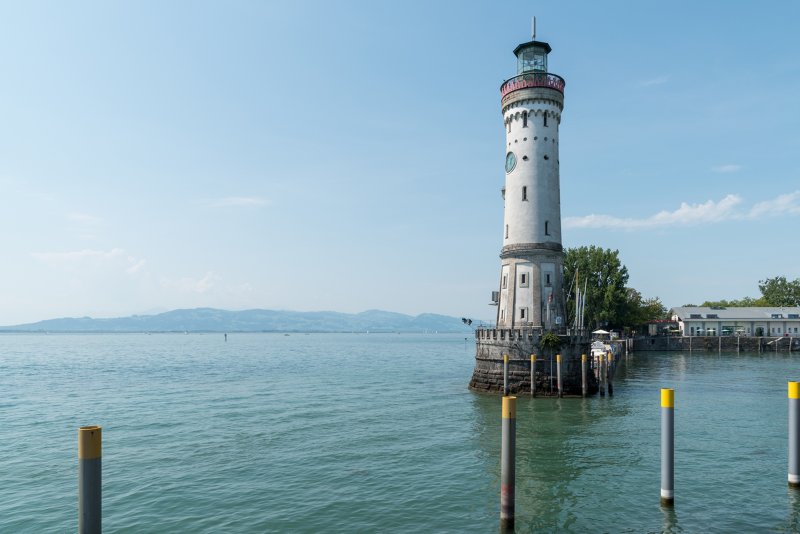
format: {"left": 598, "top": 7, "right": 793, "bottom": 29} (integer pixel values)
{"left": 670, "top": 307, "right": 800, "bottom": 337}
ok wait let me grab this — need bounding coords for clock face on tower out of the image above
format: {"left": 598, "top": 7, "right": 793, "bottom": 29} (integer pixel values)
{"left": 505, "top": 151, "right": 517, "bottom": 173}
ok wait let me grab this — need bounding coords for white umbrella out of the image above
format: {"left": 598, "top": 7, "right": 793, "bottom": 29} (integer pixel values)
{"left": 592, "top": 329, "right": 610, "bottom": 335}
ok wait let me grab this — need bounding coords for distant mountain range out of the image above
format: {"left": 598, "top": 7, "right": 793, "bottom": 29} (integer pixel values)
{"left": 0, "top": 308, "right": 477, "bottom": 333}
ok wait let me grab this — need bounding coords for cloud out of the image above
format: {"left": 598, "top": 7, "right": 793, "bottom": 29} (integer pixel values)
{"left": 748, "top": 191, "right": 800, "bottom": 218}
{"left": 209, "top": 196, "right": 268, "bottom": 207}
{"left": 565, "top": 194, "right": 742, "bottom": 230}
{"left": 711, "top": 164, "right": 742, "bottom": 173}
{"left": 565, "top": 191, "right": 800, "bottom": 230}
{"left": 125, "top": 258, "right": 147, "bottom": 275}
{"left": 638, "top": 75, "right": 669, "bottom": 87}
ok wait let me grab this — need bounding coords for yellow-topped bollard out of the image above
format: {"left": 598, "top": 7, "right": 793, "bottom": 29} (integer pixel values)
{"left": 661, "top": 389, "right": 675, "bottom": 408}
{"left": 500, "top": 396, "right": 516, "bottom": 532}
{"left": 79, "top": 426, "right": 102, "bottom": 534}
{"left": 789, "top": 382, "right": 800, "bottom": 488}
{"left": 661, "top": 389, "right": 674, "bottom": 506}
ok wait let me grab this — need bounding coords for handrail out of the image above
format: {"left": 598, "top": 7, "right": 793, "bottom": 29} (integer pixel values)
{"left": 500, "top": 72, "right": 565, "bottom": 97}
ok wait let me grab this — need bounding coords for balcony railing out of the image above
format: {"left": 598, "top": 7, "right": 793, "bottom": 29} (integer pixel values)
{"left": 500, "top": 72, "right": 565, "bottom": 98}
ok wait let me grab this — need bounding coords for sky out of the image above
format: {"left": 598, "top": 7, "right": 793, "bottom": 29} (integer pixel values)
{"left": 1, "top": 1, "right": 799, "bottom": 325}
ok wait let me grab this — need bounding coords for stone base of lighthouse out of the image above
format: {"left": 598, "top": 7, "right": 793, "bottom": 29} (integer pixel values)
{"left": 469, "top": 328, "right": 597, "bottom": 395}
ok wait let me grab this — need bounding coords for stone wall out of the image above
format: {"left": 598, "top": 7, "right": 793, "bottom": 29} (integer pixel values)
{"left": 469, "top": 328, "right": 596, "bottom": 395}
{"left": 633, "top": 335, "right": 800, "bottom": 352}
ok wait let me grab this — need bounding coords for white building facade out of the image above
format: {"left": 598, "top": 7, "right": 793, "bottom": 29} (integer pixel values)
{"left": 671, "top": 307, "right": 800, "bottom": 337}
{"left": 495, "top": 39, "right": 566, "bottom": 330}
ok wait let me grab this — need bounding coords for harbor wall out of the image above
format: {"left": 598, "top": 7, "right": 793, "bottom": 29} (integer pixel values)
{"left": 633, "top": 335, "right": 800, "bottom": 352}
{"left": 469, "top": 328, "right": 597, "bottom": 395}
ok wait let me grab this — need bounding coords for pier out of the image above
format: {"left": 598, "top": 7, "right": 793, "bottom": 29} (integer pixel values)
{"left": 634, "top": 335, "right": 800, "bottom": 353}
{"left": 468, "top": 328, "right": 627, "bottom": 395}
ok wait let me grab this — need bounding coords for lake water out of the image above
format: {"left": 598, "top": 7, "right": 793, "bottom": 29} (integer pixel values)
{"left": 1, "top": 333, "right": 799, "bottom": 533}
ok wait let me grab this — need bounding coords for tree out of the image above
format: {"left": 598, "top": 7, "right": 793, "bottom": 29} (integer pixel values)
{"left": 563, "top": 246, "right": 629, "bottom": 330}
{"left": 700, "top": 296, "right": 766, "bottom": 307}
{"left": 758, "top": 276, "right": 800, "bottom": 307}
{"left": 639, "top": 295, "right": 669, "bottom": 322}
{"left": 618, "top": 288, "right": 669, "bottom": 331}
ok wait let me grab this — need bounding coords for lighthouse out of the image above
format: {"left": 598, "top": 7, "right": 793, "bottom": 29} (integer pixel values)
{"left": 495, "top": 36, "right": 566, "bottom": 330}
{"left": 469, "top": 28, "right": 592, "bottom": 396}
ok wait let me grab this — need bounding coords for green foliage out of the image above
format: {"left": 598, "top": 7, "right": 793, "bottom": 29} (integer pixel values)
{"left": 622, "top": 289, "right": 669, "bottom": 324}
{"left": 699, "top": 296, "right": 766, "bottom": 307}
{"left": 540, "top": 331, "right": 562, "bottom": 349}
{"left": 563, "top": 246, "right": 667, "bottom": 330}
{"left": 564, "top": 246, "right": 630, "bottom": 329}
{"left": 758, "top": 276, "right": 800, "bottom": 307}
{"left": 698, "top": 276, "right": 800, "bottom": 308}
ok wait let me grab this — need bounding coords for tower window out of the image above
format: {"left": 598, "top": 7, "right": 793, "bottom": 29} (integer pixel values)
{"left": 520, "top": 308, "right": 527, "bottom": 320}
{"left": 543, "top": 113, "right": 548, "bottom": 127}
{"left": 543, "top": 155, "right": 549, "bottom": 160}
{"left": 505, "top": 224, "right": 509, "bottom": 239}
{"left": 507, "top": 121, "right": 511, "bottom": 133}
{"left": 545, "top": 221, "right": 550, "bottom": 235}
{"left": 520, "top": 273, "right": 529, "bottom": 287}
{"left": 522, "top": 111, "right": 527, "bottom": 128}
{"left": 546, "top": 274, "right": 551, "bottom": 285}
{"left": 522, "top": 186, "right": 527, "bottom": 201}
{"left": 502, "top": 274, "right": 507, "bottom": 289}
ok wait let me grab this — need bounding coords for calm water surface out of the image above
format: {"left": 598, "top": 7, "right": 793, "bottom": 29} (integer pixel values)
{"left": 1, "top": 333, "right": 799, "bottom": 533}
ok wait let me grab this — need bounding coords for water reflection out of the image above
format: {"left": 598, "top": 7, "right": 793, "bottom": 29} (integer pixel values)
{"left": 470, "top": 390, "right": 633, "bottom": 531}
{"left": 469, "top": 350, "right": 800, "bottom": 532}
{"left": 660, "top": 506, "right": 681, "bottom": 534}
{"left": 783, "top": 487, "right": 800, "bottom": 533}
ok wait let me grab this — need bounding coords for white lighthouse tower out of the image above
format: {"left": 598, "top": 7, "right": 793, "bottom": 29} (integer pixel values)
{"left": 495, "top": 33, "right": 566, "bottom": 330}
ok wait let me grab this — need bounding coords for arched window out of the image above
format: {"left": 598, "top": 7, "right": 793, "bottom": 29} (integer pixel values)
{"left": 543, "top": 112, "right": 548, "bottom": 127}
{"left": 522, "top": 111, "right": 528, "bottom": 128}
{"left": 545, "top": 220, "right": 550, "bottom": 236}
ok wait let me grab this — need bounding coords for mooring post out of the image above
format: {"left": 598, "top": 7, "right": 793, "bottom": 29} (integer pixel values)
{"left": 607, "top": 351, "right": 614, "bottom": 397}
{"left": 500, "top": 396, "right": 516, "bottom": 532}
{"left": 599, "top": 353, "right": 606, "bottom": 397}
{"left": 79, "top": 426, "right": 102, "bottom": 534}
{"left": 581, "top": 354, "right": 587, "bottom": 398}
{"left": 530, "top": 354, "right": 536, "bottom": 397}
{"left": 790, "top": 382, "right": 800, "bottom": 488}
{"left": 556, "top": 353, "right": 563, "bottom": 397}
{"left": 661, "top": 389, "right": 674, "bottom": 507}
{"left": 503, "top": 354, "right": 509, "bottom": 395}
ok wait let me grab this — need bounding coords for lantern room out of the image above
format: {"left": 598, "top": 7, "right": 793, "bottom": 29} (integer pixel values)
{"left": 513, "top": 41, "right": 552, "bottom": 74}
